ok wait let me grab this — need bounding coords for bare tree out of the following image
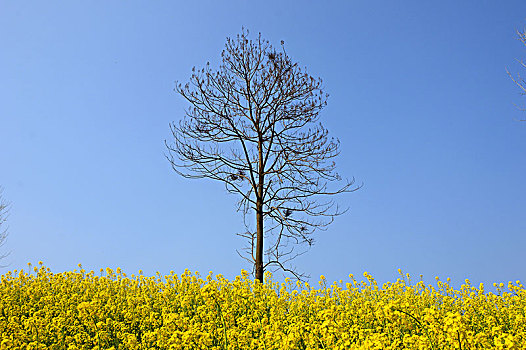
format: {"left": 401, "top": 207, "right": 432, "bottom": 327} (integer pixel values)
{"left": 507, "top": 27, "right": 526, "bottom": 121}
{"left": 0, "top": 187, "right": 9, "bottom": 265}
{"left": 166, "top": 29, "right": 361, "bottom": 282}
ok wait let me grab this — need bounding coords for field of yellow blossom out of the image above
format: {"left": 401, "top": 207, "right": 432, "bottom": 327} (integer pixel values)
{"left": 0, "top": 262, "right": 525, "bottom": 349}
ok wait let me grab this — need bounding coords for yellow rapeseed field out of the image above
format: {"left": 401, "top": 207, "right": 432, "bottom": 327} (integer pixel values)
{"left": 0, "top": 262, "right": 524, "bottom": 349}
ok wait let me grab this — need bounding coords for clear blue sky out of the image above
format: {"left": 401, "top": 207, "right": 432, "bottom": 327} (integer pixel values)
{"left": 1, "top": 1, "right": 525, "bottom": 290}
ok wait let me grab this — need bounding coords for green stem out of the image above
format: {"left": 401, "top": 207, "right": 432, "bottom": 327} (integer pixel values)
{"left": 213, "top": 297, "right": 229, "bottom": 350}
{"left": 89, "top": 314, "right": 101, "bottom": 350}
{"left": 393, "top": 308, "right": 437, "bottom": 350}
{"left": 31, "top": 320, "right": 39, "bottom": 349}
{"left": 255, "top": 311, "right": 268, "bottom": 350}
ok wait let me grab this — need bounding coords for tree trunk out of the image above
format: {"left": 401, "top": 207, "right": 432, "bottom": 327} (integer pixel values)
{"left": 255, "top": 200, "right": 264, "bottom": 283}
{"left": 255, "top": 133, "right": 264, "bottom": 283}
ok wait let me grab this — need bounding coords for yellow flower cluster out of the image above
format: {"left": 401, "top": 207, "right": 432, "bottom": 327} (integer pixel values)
{"left": 1, "top": 263, "right": 525, "bottom": 349}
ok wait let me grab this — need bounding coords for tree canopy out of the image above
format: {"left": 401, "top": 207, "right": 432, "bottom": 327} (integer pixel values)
{"left": 166, "top": 29, "right": 360, "bottom": 281}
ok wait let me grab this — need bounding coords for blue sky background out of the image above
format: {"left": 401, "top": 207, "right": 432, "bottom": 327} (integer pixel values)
{"left": 1, "top": 1, "right": 525, "bottom": 290}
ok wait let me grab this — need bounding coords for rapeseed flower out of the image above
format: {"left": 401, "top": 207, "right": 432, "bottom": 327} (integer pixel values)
{"left": 0, "top": 264, "right": 524, "bottom": 349}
